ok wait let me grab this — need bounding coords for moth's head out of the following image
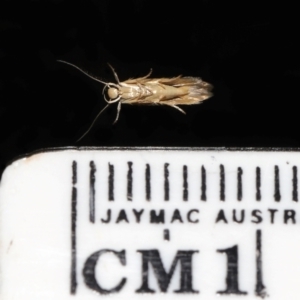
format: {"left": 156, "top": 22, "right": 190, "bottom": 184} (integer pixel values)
{"left": 107, "top": 87, "right": 119, "bottom": 100}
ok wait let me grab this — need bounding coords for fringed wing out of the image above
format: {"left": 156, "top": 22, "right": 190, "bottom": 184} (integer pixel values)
{"left": 160, "top": 77, "right": 213, "bottom": 105}
{"left": 123, "top": 76, "right": 213, "bottom": 105}
{"left": 124, "top": 76, "right": 181, "bottom": 85}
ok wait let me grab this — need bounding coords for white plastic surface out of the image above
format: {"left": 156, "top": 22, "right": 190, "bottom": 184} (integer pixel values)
{"left": 0, "top": 148, "right": 300, "bottom": 299}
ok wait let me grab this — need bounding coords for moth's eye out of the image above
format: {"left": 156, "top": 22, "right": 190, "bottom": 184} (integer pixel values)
{"left": 107, "top": 88, "right": 119, "bottom": 99}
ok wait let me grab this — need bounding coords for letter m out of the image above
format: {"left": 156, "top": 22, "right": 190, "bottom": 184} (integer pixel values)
{"left": 136, "top": 250, "right": 198, "bottom": 293}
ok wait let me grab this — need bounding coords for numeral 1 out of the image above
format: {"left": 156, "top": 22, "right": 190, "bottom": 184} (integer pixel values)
{"left": 217, "top": 230, "right": 267, "bottom": 297}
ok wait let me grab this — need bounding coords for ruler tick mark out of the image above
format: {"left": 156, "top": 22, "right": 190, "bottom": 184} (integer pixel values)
{"left": 256, "top": 167, "right": 261, "bottom": 201}
{"left": 89, "top": 161, "right": 96, "bottom": 223}
{"left": 108, "top": 163, "right": 114, "bottom": 201}
{"left": 237, "top": 167, "right": 243, "bottom": 201}
{"left": 71, "top": 161, "right": 77, "bottom": 294}
{"left": 127, "top": 162, "right": 133, "bottom": 201}
{"left": 183, "top": 165, "right": 188, "bottom": 201}
{"left": 145, "top": 164, "right": 151, "bottom": 201}
{"left": 201, "top": 165, "right": 207, "bottom": 201}
{"left": 72, "top": 161, "right": 77, "bottom": 185}
{"left": 164, "top": 163, "right": 170, "bottom": 201}
{"left": 220, "top": 164, "right": 225, "bottom": 201}
{"left": 274, "top": 166, "right": 281, "bottom": 202}
{"left": 293, "top": 166, "right": 298, "bottom": 202}
{"left": 255, "top": 230, "right": 267, "bottom": 298}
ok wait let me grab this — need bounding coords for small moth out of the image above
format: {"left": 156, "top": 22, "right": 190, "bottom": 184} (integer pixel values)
{"left": 58, "top": 60, "right": 213, "bottom": 141}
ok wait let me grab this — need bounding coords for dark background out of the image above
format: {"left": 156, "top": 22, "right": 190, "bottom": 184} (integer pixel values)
{"left": 0, "top": 0, "right": 299, "bottom": 177}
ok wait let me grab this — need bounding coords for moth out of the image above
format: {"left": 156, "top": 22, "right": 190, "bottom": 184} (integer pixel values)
{"left": 58, "top": 60, "right": 213, "bottom": 141}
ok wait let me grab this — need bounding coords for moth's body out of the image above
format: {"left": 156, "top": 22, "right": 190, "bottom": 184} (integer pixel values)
{"left": 108, "top": 76, "right": 212, "bottom": 112}
{"left": 57, "top": 60, "right": 213, "bottom": 140}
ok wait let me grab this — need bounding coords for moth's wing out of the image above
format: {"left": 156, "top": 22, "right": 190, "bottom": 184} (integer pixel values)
{"left": 124, "top": 76, "right": 213, "bottom": 89}
{"left": 123, "top": 77, "right": 136, "bottom": 84}
{"left": 123, "top": 77, "right": 153, "bottom": 84}
{"left": 122, "top": 69, "right": 153, "bottom": 84}
{"left": 160, "top": 77, "right": 213, "bottom": 89}
{"left": 123, "top": 76, "right": 182, "bottom": 85}
{"left": 161, "top": 91, "right": 213, "bottom": 105}
{"left": 123, "top": 76, "right": 213, "bottom": 105}
{"left": 161, "top": 77, "right": 214, "bottom": 105}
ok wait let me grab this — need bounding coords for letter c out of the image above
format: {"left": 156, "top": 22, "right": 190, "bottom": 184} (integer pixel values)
{"left": 187, "top": 209, "right": 199, "bottom": 223}
{"left": 83, "top": 249, "right": 126, "bottom": 294}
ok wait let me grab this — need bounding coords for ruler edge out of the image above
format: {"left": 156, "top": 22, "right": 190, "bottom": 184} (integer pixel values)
{"left": 7, "top": 146, "right": 300, "bottom": 163}
{"left": 2, "top": 146, "right": 300, "bottom": 181}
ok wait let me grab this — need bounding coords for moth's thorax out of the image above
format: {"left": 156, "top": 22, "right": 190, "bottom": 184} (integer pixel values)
{"left": 119, "top": 83, "right": 151, "bottom": 100}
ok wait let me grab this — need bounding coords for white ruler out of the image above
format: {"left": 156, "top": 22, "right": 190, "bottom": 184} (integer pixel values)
{"left": 1, "top": 148, "right": 300, "bottom": 300}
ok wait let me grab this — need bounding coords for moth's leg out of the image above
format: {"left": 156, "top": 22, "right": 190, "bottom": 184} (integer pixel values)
{"left": 131, "top": 69, "right": 153, "bottom": 83}
{"left": 139, "top": 69, "right": 153, "bottom": 80}
{"left": 107, "top": 63, "right": 120, "bottom": 84}
{"left": 113, "top": 101, "right": 122, "bottom": 124}
{"left": 165, "top": 104, "right": 186, "bottom": 114}
{"left": 108, "top": 96, "right": 122, "bottom": 104}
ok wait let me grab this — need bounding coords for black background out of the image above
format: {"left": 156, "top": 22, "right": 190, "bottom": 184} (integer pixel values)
{"left": 0, "top": 0, "right": 299, "bottom": 177}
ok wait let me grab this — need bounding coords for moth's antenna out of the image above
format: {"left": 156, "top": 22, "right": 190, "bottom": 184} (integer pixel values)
{"left": 57, "top": 60, "right": 108, "bottom": 85}
{"left": 77, "top": 104, "right": 110, "bottom": 142}
{"left": 107, "top": 63, "right": 120, "bottom": 84}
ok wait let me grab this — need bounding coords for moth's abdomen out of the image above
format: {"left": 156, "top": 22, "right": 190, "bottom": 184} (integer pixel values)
{"left": 149, "top": 84, "right": 188, "bottom": 100}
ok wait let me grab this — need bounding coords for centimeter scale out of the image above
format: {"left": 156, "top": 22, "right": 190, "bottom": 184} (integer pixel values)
{"left": 0, "top": 147, "right": 300, "bottom": 299}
